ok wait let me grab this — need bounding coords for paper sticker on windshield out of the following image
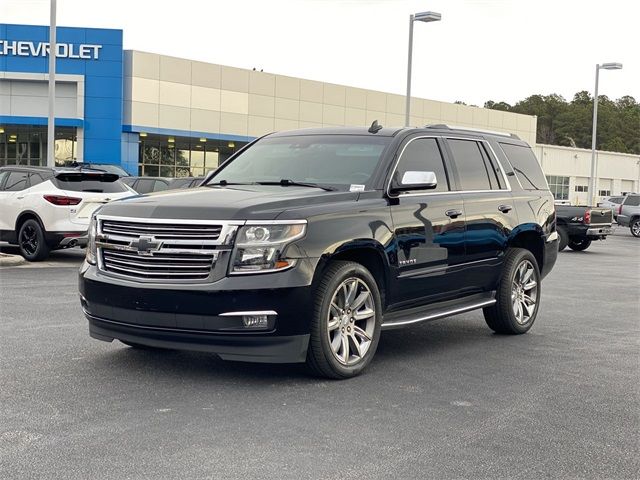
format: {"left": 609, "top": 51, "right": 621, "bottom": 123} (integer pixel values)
{"left": 349, "top": 184, "right": 365, "bottom": 192}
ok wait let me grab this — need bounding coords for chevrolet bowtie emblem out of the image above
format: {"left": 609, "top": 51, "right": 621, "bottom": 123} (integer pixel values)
{"left": 130, "top": 235, "right": 163, "bottom": 256}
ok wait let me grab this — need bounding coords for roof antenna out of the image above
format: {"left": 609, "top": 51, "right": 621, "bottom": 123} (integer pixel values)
{"left": 368, "top": 120, "right": 383, "bottom": 134}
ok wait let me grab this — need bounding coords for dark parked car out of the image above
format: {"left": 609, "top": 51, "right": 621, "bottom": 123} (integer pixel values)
{"left": 555, "top": 205, "right": 614, "bottom": 251}
{"left": 79, "top": 124, "right": 558, "bottom": 378}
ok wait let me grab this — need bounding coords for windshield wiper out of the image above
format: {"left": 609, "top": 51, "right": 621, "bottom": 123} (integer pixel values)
{"left": 256, "top": 179, "right": 337, "bottom": 192}
{"left": 206, "top": 180, "right": 256, "bottom": 187}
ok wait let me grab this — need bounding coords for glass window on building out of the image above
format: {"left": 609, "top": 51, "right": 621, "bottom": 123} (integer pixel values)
{"left": 0, "top": 126, "right": 73, "bottom": 167}
{"left": 546, "top": 175, "right": 569, "bottom": 200}
{"left": 137, "top": 134, "right": 245, "bottom": 178}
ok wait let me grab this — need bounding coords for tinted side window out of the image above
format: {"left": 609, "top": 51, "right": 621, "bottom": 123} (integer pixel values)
{"left": 4, "top": 171, "right": 30, "bottom": 191}
{"left": 154, "top": 180, "right": 169, "bottom": 192}
{"left": 0, "top": 171, "right": 9, "bottom": 190}
{"left": 625, "top": 196, "right": 640, "bottom": 206}
{"left": 395, "top": 138, "right": 449, "bottom": 192}
{"left": 136, "top": 179, "right": 156, "bottom": 194}
{"left": 29, "top": 173, "right": 47, "bottom": 187}
{"left": 447, "top": 139, "right": 492, "bottom": 191}
{"left": 500, "top": 143, "right": 548, "bottom": 190}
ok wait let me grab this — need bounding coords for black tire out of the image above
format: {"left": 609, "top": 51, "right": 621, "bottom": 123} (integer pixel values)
{"left": 630, "top": 219, "right": 640, "bottom": 238}
{"left": 306, "top": 261, "right": 382, "bottom": 379}
{"left": 568, "top": 237, "right": 592, "bottom": 251}
{"left": 483, "top": 248, "right": 541, "bottom": 335}
{"left": 17, "top": 219, "right": 50, "bottom": 261}
{"left": 557, "top": 226, "right": 568, "bottom": 251}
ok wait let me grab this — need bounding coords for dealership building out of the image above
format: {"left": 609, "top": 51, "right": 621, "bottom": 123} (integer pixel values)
{"left": 1, "top": 23, "right": 638, "bottom": 202}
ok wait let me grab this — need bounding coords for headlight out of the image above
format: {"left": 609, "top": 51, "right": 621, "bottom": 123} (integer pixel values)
{"left": 86, "top": 216, "right": 97, "bottom": 265}
{"left": 231, "top": 222, "right": 306, "bottom": 274}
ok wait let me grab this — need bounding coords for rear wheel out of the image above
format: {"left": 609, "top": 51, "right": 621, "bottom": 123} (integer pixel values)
{"left": 18, "top": 219, "right": 50, "bottom": 261}
{"left": 484, "top": 248, "right": 540, "bottom": 335}
{"left": 306, "top": 261, "right": 382, "bottom": 379}
{"left": 568, "top": 237, "right": 592, "bottom": 251}
{"left": 557, "top": 226, "right": 568, "bottom": 251}
{"left": 630, "top": 219, "right": 640, "bottom": 238}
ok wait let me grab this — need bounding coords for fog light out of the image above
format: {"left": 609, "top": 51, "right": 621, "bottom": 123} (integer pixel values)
{"left": 243, "top": 315, "right": 269, "bottom": 329}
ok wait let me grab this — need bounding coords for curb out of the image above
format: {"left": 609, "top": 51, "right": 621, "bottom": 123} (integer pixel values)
{"left": 0, "top": 253, "right": 26, "bottom": 267}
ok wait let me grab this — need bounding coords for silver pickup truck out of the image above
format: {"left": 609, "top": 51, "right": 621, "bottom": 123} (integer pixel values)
{"left": 616, "top": 194, "right": 640, "bottom": 237}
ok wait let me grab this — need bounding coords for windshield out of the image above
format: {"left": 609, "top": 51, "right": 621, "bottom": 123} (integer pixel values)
{"left": 206, "top": 135, "right": 390, "bottom": 188}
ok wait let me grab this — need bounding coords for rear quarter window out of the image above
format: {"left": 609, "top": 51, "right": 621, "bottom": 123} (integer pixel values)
{"left": 499, "top": 143, "right": 548, "bottom": 191}
{"left": 53, "top": 178, "right": 128, "bottom": 193}
{"left": 625, "top": 195, "right": 640, "bottom": 206}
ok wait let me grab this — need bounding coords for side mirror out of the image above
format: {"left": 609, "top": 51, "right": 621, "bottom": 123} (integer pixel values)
{"left": 391, "top": 170, "right": 437, "bottom": 193}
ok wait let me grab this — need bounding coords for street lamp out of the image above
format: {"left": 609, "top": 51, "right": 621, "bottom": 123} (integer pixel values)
{"left": 405, "top": 11, "right": 441, "bottom": 127}
{"left": 588, "top": 62, "right": 622, "bottom": 205}
{"left": 47, "top": 0, "right": 57, "bottom": 167}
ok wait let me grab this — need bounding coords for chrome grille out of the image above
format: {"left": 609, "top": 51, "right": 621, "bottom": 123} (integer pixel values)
{"left": 101, "top": 219, "right": 222, "bottom": 241}
{"left": 96, "top": 216, "right": 239, "bottom": 282}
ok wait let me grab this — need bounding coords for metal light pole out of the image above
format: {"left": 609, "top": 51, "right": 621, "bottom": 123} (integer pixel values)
{"left": 47, "top": 0, "right": 57, "bottom": 167}
{"left": 405, "top": 11, "right": 441, "bottom": 127}
{"left": 588, "top": 62, "right": 622, "bottom": 205}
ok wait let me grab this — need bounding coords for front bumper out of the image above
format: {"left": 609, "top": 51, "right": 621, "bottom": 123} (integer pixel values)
{"left": 79, "top": 261, "right": 317, "bottom": 363}
{"left": 86, "top": 312, "right": 310, "bottom": 363}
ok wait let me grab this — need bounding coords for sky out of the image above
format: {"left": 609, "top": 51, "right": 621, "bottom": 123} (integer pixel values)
{"left": 1, "top": 0, "right": 638, "bottom": 106}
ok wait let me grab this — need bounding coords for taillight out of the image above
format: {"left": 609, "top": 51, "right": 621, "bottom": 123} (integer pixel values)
{"left": 618, "top": 204, "right": 623, "bottom": 215}
{"left": 43, "top": 195, "right": 82, "bottom": 206}
{"left": 584, "top": 210, "right": 591, "bottom": 224}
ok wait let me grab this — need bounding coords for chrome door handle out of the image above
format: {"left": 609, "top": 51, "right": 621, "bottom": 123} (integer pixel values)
{"left": 498, "top": 204, "right": 513, "bottom": 213}
{"left": 17, "top": 196, "right": 25, "bottom": 199}
{"left": 445, "top": 209, "right": 463, "bottom": 219}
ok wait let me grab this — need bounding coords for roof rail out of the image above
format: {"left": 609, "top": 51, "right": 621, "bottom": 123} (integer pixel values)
{"left": 424, "top": 124, "right": 520, "bottom": 140}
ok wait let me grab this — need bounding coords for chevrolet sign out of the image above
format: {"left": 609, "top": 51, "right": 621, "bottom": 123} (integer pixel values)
{"left": 0, "top": 40, "right": 102, "bottom": 59}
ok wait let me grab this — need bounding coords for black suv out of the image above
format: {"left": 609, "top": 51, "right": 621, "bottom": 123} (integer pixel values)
{"left": 79, "top": 125, "right": 558, "bottom": 378}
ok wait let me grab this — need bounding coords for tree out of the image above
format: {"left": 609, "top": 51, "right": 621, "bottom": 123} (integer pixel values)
{"left": 483, "top": 92, "right": 640, "bottom": 154}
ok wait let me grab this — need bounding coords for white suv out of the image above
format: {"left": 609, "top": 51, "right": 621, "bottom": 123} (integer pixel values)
{"left": 0, "top": 166, "right": 134, "bottom": 261}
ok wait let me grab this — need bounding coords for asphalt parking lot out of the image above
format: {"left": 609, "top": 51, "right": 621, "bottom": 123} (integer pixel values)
{"left": 1, "top": 230, "right": 638, "bottom": 479}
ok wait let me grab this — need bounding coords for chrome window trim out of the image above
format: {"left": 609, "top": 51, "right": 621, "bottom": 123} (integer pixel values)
{"left": 385, "top": 135, "right": 443, "bottom": 198}
{"left": 386, "top": 135, "right": 513, "bottom": 199}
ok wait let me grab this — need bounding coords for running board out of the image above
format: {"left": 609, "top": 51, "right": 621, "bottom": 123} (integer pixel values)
{"left": 381, "top": 296, "right": 496, "bottom": 330}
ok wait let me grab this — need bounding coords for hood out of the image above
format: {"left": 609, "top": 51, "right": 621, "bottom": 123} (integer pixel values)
{"left": 96, "top": 185, "right": 361, "bottom": 221}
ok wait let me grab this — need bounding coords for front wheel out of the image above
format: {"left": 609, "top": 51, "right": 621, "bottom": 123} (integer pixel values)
{"left": 631, "top": 219, "right": 640, "bottom": 238}
{"left": 18, "top": 219, "right": 50, "bottom": 261}
{"left": 306, "top": 261, "right": 382, "bottom": 379}
{"left": 568, "top": 238, "right": 592, "bottom": 251}
{"left": 484, "top": 248, "right": 540, "bottom": 335}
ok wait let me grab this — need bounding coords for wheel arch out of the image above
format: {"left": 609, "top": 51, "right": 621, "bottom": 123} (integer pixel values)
{"left": 508, "top": 225, "right": 545, "bottom": 272}
{"left": 313, "top": 241, "right": 390, "bottom": 310}
{"left": 15, "top": 210, "right": 46, "bottom": 233}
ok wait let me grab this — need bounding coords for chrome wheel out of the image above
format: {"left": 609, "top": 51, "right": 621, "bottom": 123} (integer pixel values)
{"left": 511, "top": 260, "right": 538, "bottom": 325}
{"left": 326, "top": 277, "right": 376, "bottom": 366}
{"left": 632, "top": 221, "right": 640, "bottom": 237}
{"left": 20, "top": 224, "right": 38, "bottom": 256}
